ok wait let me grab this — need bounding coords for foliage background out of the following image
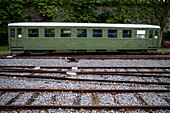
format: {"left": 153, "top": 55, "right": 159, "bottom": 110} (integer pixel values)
{"left": 0, "top": 0, "right": 169, "bottom": 46}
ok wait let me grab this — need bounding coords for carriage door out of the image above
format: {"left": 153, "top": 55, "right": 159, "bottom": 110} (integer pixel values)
{"left": 17, "top": 28, "right": 23, "bottom": 47}
{"left": 148, "top": 30, "right": 154, "bottom": 47}
{"left": 10, "top": 28, "right": 17, "bottom": 47}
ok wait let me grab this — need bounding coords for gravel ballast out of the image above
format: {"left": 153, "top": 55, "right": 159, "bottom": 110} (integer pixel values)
{"left": 0, "top": 59, "right": 169, "bottom": 112}
{"left": 0, "top": 59, "right": 170, "bottom": 67}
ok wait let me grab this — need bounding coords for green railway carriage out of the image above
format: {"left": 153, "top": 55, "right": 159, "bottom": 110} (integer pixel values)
{"left": 8, "top": 22, "right": 160, "bottom": 54}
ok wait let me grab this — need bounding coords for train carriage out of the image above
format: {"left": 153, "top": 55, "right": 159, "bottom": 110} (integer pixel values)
{"left": 8, "top": 22, "right": 160, "bottom": 54}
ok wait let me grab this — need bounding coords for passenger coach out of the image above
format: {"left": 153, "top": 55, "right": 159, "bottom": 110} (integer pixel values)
{"left": 8, "top": 22, "right": 160, "bottom": 54}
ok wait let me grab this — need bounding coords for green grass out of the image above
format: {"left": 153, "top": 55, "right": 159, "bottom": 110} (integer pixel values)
{"left": 158, "top": 47, "right": 170, "bottom": 50}
{"left": 0, "top": 46, "right": 10, "bottom": 51}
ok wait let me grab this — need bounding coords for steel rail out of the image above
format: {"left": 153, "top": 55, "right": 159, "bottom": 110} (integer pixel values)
{"left": 0, "top": 105, "right": 170, "bottom": 109}
{"left": 1, "top": 68, "right": 169, "bottom": 78}
{"left": 1, "top": 53, "right": 170, "bottom": 60}
{"left": 0, "top": 73, "right": 169, "bottom": 85}
{"left": 0, "top": 66, "right": 170, "bottom": 69}
{"left": 0, "top": 88, "right": 169, "bottom": 92}
{"left": 1, "top": 72, "right": 169, "bottom": 78}
{"left": 0, "top": 68, "right": 170, "bottom": 74}
{"left": 96, "top": 73, "right": 170, "bottom": 78}
{"left": 78, "top": 71, "right": 170, "bottom": 74}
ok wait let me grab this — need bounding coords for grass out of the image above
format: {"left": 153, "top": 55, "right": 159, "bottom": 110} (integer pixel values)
{"left": 158, "top": 47, "right": 170, "bottom": 50}
{"left": 0, "top": 46, "right": 10, "bottom": 51}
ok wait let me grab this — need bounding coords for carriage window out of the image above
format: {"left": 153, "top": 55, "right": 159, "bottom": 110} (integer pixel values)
{"left": 61, "top": 29, "right": 71, "bottom": 37}
{"left": 123, "top": 30, "right": 131, "bottom": 38}
{"left": 77, "top": 29, "right": 87, "bottom": 37}
{"left": 93, "top": 29, "right": 102, "bottom": 37}
{"left": 108, "top": 29, "right": 117, "bottom": 38}
{"left": 28, "top": 29, "right": 39, "bottom": 37}
{"left": 17, "top": 28, "right": 22, "bottom": 37}
{"left": 45, "top": 29, "right": 55, "bottom": 37}
{"left": 137, "top": 30, "right": 145, "bottom": 38}
{"left": 149, "top": 30, "right": 153, "bottom": 38}
{"left": 11, "top": 28, "right": 15, "bottom": 37}
{"left": 155, "top": 30, "right": 158, "bottom": 39}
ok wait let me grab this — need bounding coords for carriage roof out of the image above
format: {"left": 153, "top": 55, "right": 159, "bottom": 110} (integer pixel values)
{"left": 8, "top": 22, "right": 160, "bottom": 29}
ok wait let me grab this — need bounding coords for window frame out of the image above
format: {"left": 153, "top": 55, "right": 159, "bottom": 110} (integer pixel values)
{"left": 149, "top": 30, "right": 153, "bottom": 38}
{"left": 155, "top": 30, "right": 159, "bottom": 39}
{"left": 77, "top": 29, "right": 87, "bottom": 38}
{"left": 44, "top": 28, "right": 55, "bottom": 37}
{"left": 136, "top": 30, "right": 146, "bottom": 39}
{"left": 61, "top": 29, "right": 71, "bottom": 37}
{"left": 93, "top": 29, "right": 102, "bottom": 38}
{"left": 10, "top": 28, "right": 15, "bottom": 37}
{"left": 122, "top": 30, "right": 132, "bottom": 38}
{"left": 17, "top": 28, "right": 22, "bottom": 38}
{"left": 108, "top": 29, "right": 117, "bottom": 38}
{"left": 28, "top": 29, "right": 39, "bottom": 37}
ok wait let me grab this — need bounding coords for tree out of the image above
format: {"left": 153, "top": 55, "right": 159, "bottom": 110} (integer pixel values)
{"left": 63, "top": 0, "right": 97, "bottom": 23}
{"left": 24, "top": 0, "right": 63, "bottom": 22}
{"left": 105, "top": 0, "right": 170, "bottom": 46}
{"left": 0, "top": 0, "right": 24, "bottom": 45}
{"left": 151, "top": 0, "right": 170, "bottom": 46}
{"left": 0, "top": 0, "right": 169, "bottom": 46}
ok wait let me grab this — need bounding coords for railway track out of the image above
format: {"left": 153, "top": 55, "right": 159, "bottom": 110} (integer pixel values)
{"left": 0, "top": 66, "right": 170, "bottom": 85}
{"left": 0, "top": 53, "right": 170, "bottom": 60}
{"left": 0, "top": 88, "right": 170, "bottom": 110}
{"left": 0, "top": 65, "right": 170, "bottom": 112}
{"left": 0, "top": 66, "right": 170, "bottom": 86}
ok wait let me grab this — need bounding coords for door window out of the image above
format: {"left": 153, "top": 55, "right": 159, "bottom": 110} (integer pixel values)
{"left": 11, "top": 28, "right": 15, "bottom": 37}
{"left": 17, "top": 28, "right": 22, "bottom": 37}
{"left": 155, "top": 30, "right": 158, "bottom": 39}
{"left": 149, "top": 30, "right": 153, "bottom": 38}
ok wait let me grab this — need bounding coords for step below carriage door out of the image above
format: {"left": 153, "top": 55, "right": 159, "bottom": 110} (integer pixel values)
{"left": 17, "top": 28, "right": 23, "bottom": 47}
{"left": 148, "top": 30, "right": 154, "bottom": 47}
